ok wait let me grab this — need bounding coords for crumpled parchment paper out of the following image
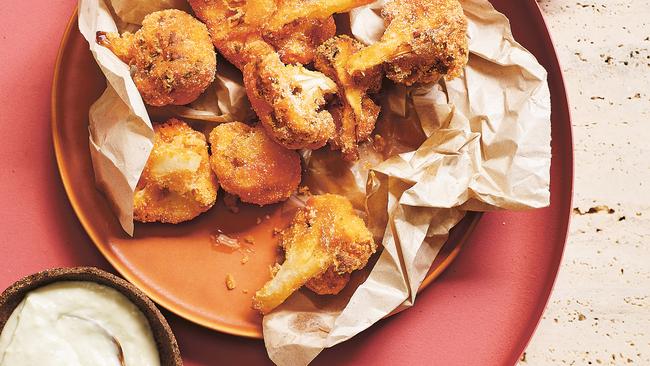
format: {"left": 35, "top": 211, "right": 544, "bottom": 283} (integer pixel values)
{"left": 78, "top": 0, "right": 551, "bottom": 364}
{"left": 79, "top": 0, "right": 153, "bottom": 235}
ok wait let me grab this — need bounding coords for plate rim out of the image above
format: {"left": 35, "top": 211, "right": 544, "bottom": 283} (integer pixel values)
{"left": 51, "top": 6, "right": 483, "bottom": 339}
{"left": 501, "top": 1, "right": 574, "bottom": 363}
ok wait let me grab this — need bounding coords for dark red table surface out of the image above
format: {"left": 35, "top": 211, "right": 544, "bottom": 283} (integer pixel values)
{"left": 0, "top": 1, "right": 572, "bottom": 365}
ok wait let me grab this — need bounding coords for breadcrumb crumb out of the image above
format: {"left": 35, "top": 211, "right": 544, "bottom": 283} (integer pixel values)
{"left": 225, "top": 274, "right": 237, "bottom": 290}
{"left": 212, "top": 233, "right": 240, "bottom": 249}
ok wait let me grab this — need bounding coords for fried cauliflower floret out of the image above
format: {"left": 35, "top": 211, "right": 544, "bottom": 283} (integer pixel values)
{"left": 188, "top": 0, "right": 336, "bottom": 66}
{"left": 209, "top": 122, "right": 301, "bottom": 205}
{"left": 97, "top": 9, "right": 216, "bottom": 106}
{"left": 243, "top": 41, "right": 338, "bottom": 150}
{"left": 347, "top": 0, "right": 468, "bottom": 85}
{"left": 134, "top": 119, "right": 218, "bottom": 223}
{"left": 314, "top": 36, "right": 383, "bottom": 161}
{"left": 253, "top": 194, "right": 376, "bottom": 314}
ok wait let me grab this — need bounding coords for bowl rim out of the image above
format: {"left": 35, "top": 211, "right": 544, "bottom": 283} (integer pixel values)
{"left": 0, "top": 267, "right": 182, "bottom": 366}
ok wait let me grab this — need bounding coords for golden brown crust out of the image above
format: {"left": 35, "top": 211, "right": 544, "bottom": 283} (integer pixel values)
{"left": 253, "top": 194, "right": 376, "bottom": 314}
{"left": 314, "top": 36, "right": 383, "bottom": 160}
{"left": 305, "top": 267, "right": 350, "bottom": 295}
{"left": 97, "top": 9, "right": 216, "bottom": 106}
{"left": 208, "top": 122, "right": 302, "bottom": 205}
{"left": 264, "top": 17, "right": 337, "bottom": 65}
{"left": 346, "top": 0, "right": 469, "bottom": 85}
{"left": 134, "top": 118, "right": 218, "bottom": 223}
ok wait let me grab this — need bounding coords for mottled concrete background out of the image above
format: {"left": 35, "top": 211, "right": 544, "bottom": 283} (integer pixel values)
{"left": 518, "top": 1, "right": 650, "bottom": 365}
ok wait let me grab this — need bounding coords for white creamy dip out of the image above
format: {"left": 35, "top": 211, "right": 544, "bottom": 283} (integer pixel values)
{"left": 0, "top": 281, "right": 160, "bottom": 366}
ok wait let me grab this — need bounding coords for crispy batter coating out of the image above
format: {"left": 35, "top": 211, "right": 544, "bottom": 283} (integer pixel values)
{"left": 314, "top": 36, "right": 383, "bottom": 160}
{"left": 208, "top": 122, "right": 301, "bottom": 205}
{"left": 134, "top": 118, "right": 218, "bottom": 223}
{"left": 97, "top": 9, "right": 216, "bottom": 106}
{"left": 347, "top": 0, "right": 468, "bottom": 85}
{"left": 305, "top": 266, "right": 351, "bottom": 295}
{"left": 243, "top": 42, "right": 338, "bottom": 149}
{"left": 253, "top": 194, "right": 376, "bottom": 314}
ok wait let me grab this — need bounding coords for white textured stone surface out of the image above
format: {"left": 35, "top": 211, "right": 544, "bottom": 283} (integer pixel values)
{"left": 518, "top": 1, "right": 650, "bottom": 365}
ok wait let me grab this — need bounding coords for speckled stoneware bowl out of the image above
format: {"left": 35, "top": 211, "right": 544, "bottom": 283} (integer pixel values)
{"left": 0, "top": 267, "right": 182, "bottom": 366}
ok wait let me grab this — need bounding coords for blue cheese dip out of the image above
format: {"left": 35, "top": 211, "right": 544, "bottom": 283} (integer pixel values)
{"left": 0, "top": 281, "right": 160, "bottom": 365}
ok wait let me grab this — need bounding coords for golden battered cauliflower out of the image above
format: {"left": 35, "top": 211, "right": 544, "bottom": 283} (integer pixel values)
{"left": 314, "top": 36, "right": 383, "bottom": 160}
{"left": 208, "top": 122, "right": 301, "bottom": 205}
{"left": 188, "top": 0, "right": 335, "bottom": 67}
{"left": 134, "top": 118, "right": 218, "bottom": 223}
{"left": 97, "top": 9, "right": 216, "bottom": 106}
{"left": 253, "top": 194, "right": 376, "bottom": 314}
{"left": 243, "top": 42, "right": 338, "bottom": 149}
{"left": 346, "top": 0, "right": 468, "bottom": 85}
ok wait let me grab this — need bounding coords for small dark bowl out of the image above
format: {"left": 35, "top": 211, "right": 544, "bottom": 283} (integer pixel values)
{"left": 0, "top": 267, "right": 182, "bottom": 365}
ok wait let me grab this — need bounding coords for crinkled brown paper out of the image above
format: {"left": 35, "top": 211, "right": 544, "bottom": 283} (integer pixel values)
{"left": 78, "top": 0, "right": 551, "bottom": 364}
